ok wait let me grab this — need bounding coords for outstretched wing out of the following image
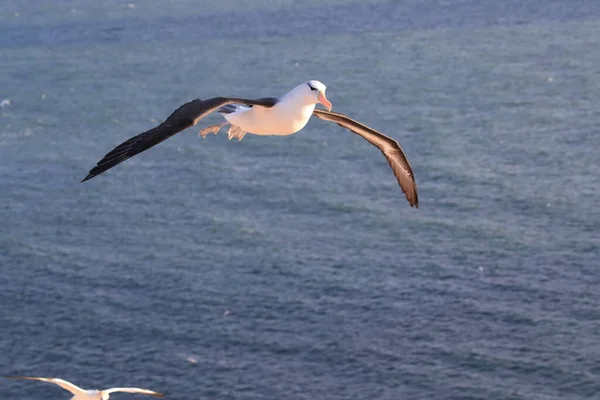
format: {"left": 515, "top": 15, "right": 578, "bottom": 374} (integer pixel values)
{"left": 6, "top": 376, "right": 86, "bottom": 396}
{"left": 103, "top": 387, "right": 165, "bottom": 397}
{"left": 81, "top": 96, "right": 278, "bottom": 182}
{"left": 312, "top": 109, "right": 418, "bottom": 208}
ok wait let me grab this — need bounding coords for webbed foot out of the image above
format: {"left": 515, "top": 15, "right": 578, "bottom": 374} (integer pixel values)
{"left": 199, "top": 122, "right": 228, "bottom": 138}
{"left": 227, "top": 125, "right": 247, "bottom": 141}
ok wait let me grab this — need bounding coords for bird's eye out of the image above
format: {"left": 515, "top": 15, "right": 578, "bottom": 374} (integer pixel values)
{"left": 308, "top": 84, "right": 318, "bottom": 91}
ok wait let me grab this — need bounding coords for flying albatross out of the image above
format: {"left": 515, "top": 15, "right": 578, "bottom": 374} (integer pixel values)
{"left": 7, "top": 376, "right": 164, "bottom": 399}
{"left": 82, "top": 80, "right": 418, "bottom": 207}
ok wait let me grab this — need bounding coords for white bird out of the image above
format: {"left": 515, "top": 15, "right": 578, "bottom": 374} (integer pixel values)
{"left": 7, "top": 376, "right": 164, "bottom": 399}
{"left": 82, "top": 80, "right": 418, "bottom": 207}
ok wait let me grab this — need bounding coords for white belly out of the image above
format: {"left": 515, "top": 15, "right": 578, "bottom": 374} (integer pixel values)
{"left": 75, "top": 391, "right": 100, "bottom": 400}
{"left": 224, "top": 102, "right": 315, "bottom": 136}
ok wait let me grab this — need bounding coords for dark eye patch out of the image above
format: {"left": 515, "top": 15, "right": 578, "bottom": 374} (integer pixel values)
{"left": 307, "top": 84, "right": 318, "bottom": 91}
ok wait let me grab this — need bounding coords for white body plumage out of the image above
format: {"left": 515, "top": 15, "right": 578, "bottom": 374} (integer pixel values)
{"left": 223, "top": 80, "right": 329, "bottom": 135}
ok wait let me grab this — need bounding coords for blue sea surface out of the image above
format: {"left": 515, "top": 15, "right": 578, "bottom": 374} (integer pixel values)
{"left": 1, "top": 1, "right": 600, "bottom": 399}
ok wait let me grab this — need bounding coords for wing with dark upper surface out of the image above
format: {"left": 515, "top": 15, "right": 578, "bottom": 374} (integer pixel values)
{"left": 81, "top": 96, "right": 278, "bottom": 182}
{"left": 312, "top": 109, "right": 418, "bottom": 208}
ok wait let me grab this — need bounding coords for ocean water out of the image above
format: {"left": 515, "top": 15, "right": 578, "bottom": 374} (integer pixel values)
{"left": 1, "top": 1, "right": 600, "bottom": 399}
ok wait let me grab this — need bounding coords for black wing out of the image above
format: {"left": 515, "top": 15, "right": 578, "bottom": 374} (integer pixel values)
{"left": 81, "top": 96, "right": 278, "bottom": 182}
{"left": 312, "top": 109, "right": 418, "bottom": 208}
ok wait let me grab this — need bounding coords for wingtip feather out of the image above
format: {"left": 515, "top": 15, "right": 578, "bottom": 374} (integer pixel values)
{"left": 6, "top": 376, "right": 42, "bottom": 380}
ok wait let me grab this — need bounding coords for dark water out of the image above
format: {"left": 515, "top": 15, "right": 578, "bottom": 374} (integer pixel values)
{"left": 2, "top": 1, "right": 600, "bottom": 399}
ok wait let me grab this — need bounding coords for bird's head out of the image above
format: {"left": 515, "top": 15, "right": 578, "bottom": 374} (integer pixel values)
{"left": 290, "top": 80, "right": 332, "bottom": 111}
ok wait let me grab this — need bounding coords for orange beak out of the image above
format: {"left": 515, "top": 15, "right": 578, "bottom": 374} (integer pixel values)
{"left": 318, "top": 91, "right": 332, "bottom": 111}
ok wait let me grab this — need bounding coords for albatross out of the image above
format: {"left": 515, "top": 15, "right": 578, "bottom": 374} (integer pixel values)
{"left": 7, "top": 376, "right": 164, "bottom": 399}
{"left": 82, "top": 80, "right": 418, "bottom": 207}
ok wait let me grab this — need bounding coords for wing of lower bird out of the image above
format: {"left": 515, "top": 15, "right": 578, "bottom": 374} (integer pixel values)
{"left": 81, "top": 96, "right": 278, "bottom": 182}
{"left": 7, "top": 376, "right": 86, "bottom": 396}
{"left": 312, "top": 109, "right": 418, "bottom": 208}
{"left": 103, "top": 387, "right": 165, "bottom": 397}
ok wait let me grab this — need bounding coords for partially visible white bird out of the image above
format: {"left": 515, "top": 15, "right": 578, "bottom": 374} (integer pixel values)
{"left": 7, "top": 376, "right": 164, "bottom": 399}
{"left": 0, "top": 99, "right": 10, "bottom": 109}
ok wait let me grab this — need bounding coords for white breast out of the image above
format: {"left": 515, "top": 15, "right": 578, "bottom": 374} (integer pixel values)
{"left": 74, "top": 390, "right": 101, "bottom": 400}
{"left": 224, "top": 99, "right": 316, "bottom": 136}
